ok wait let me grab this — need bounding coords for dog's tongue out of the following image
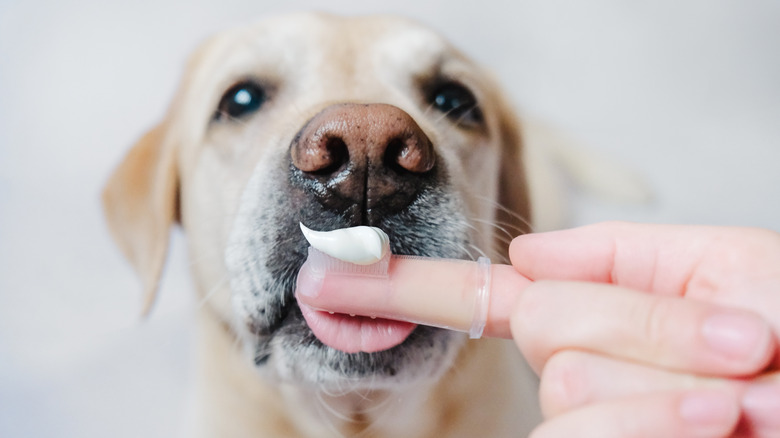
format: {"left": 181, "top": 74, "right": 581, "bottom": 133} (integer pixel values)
{"left": 299, "top": 304, "right": 416, "bottom": 353}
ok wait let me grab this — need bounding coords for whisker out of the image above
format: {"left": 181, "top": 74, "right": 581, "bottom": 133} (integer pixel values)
{"left": 454, "top": 242, "right": 477, "bottom": 261}
{"left": 313, "top": 392, "right": 350, "bottom": 438}
{"left": 359, "top": 394, "right": 393, "bottom": 415}
{"left": 316, "top": 390, "right": 355, "bottom": 424}
{"left": 464, "top": 191, "right": 536, "bottom": 234}
{"left": 353, "top": 398, "right": 396, "bottom": 437}
{"left": 433, "top": 107, "right": 454, "bottom": 125}
{"left": 466, "top": 243, "right": 489, "bottom": 260}
{"left": 468, "top": 217, "right": 515, "bottom": 243}
{"left": 319, "top": 383, "right": 346, "bottom": 398}
{"left": 492, "top": 218, "right": 532, "bottom": 237}
{"left": 197, "top": 274, "right": 230, "bottom": 309}
{"left": 458, "top": 219, "right": 496, "bottom": 255}
{"left": 451, "top": 104, "right": 480, "bottom": 127}
{"left": 421, "top": 101, "right": 437, "bottom": 118}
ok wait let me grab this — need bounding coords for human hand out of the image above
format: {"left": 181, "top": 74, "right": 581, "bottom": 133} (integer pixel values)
{"left": 293, "top": 221, "right": 780, "bottom": 436}
{"left": 508, "top": 222, "right": 780, "bottom": 437}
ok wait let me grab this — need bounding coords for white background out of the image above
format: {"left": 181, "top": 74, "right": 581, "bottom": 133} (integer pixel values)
{"left": 1, "top": 1, "right": 778, "bottom": 436}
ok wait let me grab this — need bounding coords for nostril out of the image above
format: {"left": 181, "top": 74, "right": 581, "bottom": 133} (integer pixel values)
{"left": 291, "top": 133, "right": 349, "bottom": 174}
{"left": 386, "top": 134, "right": 435, "bottom": 174}
{"left": 384, "top": 139, "right": 405, "bottom": 173}
{"left": 317, "top": 137, "right": 349, "bottom": 175}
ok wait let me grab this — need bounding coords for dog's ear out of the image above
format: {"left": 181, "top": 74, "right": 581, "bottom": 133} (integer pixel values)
{"left": 494, "top": 94, "right": 533, "bottom": 255}
{"left": 102, "top": 122, "right": 179, "bottom": 316}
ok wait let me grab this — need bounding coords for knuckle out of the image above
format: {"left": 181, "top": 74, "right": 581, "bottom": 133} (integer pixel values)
{"left": 511, "top": 281, "right": 560, "bottom": 362}
{"left": 637, "top": 296, "right": 676, "bottom": 357}
{"left": 539, "top": 350, "right": 590, "bottom": 417}
{"left": 510, "top": 282, "right": 548, "bottom": 342}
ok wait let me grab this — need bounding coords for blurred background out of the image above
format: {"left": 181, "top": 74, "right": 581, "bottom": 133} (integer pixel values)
{"left": 1, "top": 0, "right": 778, "bottom": 436}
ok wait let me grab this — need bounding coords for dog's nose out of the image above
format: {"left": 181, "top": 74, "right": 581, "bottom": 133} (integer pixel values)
{"left": 291, "top": 103, "right": 434, "bottom": 174}
{"left": 290, "top": 103, "right": 436, "bottom": 222}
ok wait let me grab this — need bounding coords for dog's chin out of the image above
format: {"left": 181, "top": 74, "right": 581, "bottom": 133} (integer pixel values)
{"left": 246, "top": 317, "right": 466, "bottom": 389}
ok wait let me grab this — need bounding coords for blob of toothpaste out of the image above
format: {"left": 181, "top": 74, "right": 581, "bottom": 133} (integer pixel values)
{"left": 299, "top": 223, "right": 390, "bottom": 265}
{"left": 296, "top": 222, "right": 493, "bottom": 349}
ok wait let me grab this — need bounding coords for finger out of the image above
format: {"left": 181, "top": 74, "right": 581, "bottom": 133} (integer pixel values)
{"left": 510, "top": 223, "right": 780, "bottom": 369}
{"left": 296, "top": 253, "right": 530, "bottom": 338}
{"left": 508, "top": 221, "right": 780, "bottom": 299}
{"left": 539, "top": 350, "right": 747, "bottom": 417}
{"left": 511, "top": 280, "right": 774, "bottom": 376}
{"left": 741, "top": 372, "right": 780, "bottom": 437}
{"left": 530, "top": 390, "right": 740, "bottom": 438}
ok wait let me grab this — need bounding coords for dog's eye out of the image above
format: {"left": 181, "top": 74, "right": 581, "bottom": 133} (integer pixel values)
{"left": 215, "top": 82, "right": 266, "bottom": 120}
{"left": 427, "top": 82, "right": 483, "bottom": 126}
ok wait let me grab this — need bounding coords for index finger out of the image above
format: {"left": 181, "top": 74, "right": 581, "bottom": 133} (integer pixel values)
{"left": 295, "top": 255, "right": 531, "bottom": 339}
{"left": 509, "top": 221, "right": 780, "bottom": 299}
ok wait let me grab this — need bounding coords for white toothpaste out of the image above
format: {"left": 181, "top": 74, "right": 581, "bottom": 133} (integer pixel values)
{"left": 299, "top": 223, "right": 390, "bottom": 265}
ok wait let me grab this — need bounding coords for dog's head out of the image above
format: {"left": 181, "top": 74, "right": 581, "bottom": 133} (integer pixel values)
{"left": 104, "top": 13, "right": 530, "bottom": 390}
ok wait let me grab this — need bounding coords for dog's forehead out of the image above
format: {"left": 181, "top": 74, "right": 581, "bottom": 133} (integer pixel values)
{"left": 272, "top": 13, "right": 446, "bottom": 58}
{"left": 200, "top": 13, "right": 455, "bottom": 81}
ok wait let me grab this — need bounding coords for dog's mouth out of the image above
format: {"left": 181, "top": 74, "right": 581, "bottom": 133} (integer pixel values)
{"left": 228, "top": 196, "right": 472, "bottom": 386}
{"left": 299, "top": 305, "right": 417, "bottom": 353}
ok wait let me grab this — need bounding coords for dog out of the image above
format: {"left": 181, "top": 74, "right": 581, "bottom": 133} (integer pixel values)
{"left": 103, "top": 12, "right": 543, "bottom": 437}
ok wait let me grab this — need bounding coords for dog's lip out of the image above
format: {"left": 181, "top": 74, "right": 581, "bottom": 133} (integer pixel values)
{"left": 298, "top": 302, "right": 417, "bottom": 353}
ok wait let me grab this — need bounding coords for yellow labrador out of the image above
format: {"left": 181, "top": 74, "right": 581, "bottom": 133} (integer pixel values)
{"left": 104, "top": 12, "right": 542, "bottom": 438}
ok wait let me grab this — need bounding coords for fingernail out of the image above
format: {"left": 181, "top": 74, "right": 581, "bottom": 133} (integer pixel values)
{"left": 743, "top": 382, "right": 780, "bottom": 430}
{"left": 701, "top": 311, "right": 769, "bottom": 362}
{"left": 679, "top": 390, "right": 738, "bottom": 433}
{"left": 294, "top": 264, "right": 324, "bottom": 298}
